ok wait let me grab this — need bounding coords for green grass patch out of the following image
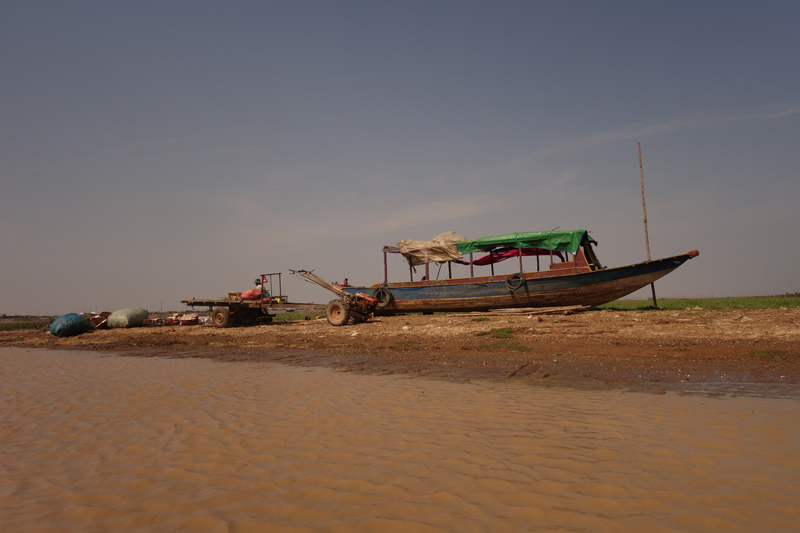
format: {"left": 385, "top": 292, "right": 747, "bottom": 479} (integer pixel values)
{"left": 271, "top": 311, "right": 326, "bottom": 322}
{"left": 474, "top": 327, "right": 514, "bottom": 338}
{"left": 478, "top": 341, "right": 530, "bottom": 352}
{"left": 741, "top": 349, "right": 792, "bottom": 359}
{"left": 0, "top": 321, "right": 50, "bottom": 331}
{"left": 132, "top": 338, "right": 185, "bottom": 347}
{"left": 598, "top": 296, "right": 800, "bottom": 311}
{"left": 396, "top": 339, "right": 420, "bottom": 345}
{"left": 471, "top": 317, "right": 491, "bottom": 322}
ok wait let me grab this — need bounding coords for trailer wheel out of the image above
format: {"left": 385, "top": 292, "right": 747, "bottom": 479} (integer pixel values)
{"left": 212, "top": 307, "right": 230, "bottom": 328}
{"left": 326, "top": 299, "right": 350, "bottom": 326}
{"left": 372, "top": 287, "right": 394, "bottom": 308}
{"left": 505, "top": 273, "right": 526, "bottom": 291}
{"left": 237, "top": 309, "right": 256, "bottom": 326}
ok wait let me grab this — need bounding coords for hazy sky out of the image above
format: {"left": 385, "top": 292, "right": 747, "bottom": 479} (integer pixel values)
{"left": 2, "top": 1, "right": 799, "bottom": 315}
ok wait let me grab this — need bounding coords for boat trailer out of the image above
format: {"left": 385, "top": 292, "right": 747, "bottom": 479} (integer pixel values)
{"left": 291, "top": 269, "right": 377, "bottom": 326}
{"left": 181, "top": 272, "right": 325, "bottom": 328}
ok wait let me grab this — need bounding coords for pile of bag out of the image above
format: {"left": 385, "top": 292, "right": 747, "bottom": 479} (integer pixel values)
{"left": 49, "top": 307, "right": 151, "bottom": 337}
{"left": 240, "top": 288, "right": 262, "bottom": 300}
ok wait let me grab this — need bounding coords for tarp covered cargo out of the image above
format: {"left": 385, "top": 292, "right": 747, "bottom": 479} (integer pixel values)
{"left": 107, "top": 307, "right": 149, "bottom": 329}
{"left": 383, "top": 231, "right": 466, "bottom": 267}
{"left": 456, "top": 230, "right": 597, "bottom": 255}
{"left": 50, "top": 313, "right": 94, "bottom": 337}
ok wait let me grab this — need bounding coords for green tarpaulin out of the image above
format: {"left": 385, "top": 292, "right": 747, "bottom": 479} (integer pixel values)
{"left": 456, "top": 230, "right": 596, "bottom": 255}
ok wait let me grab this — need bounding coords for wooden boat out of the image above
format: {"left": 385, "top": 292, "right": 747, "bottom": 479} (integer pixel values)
{"left": 340, "top": 230, "right": 698, "bottom": 314}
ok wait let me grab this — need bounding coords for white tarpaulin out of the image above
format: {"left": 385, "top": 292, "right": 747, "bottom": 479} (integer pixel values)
{"left": 385, "top": 231, "right": 466, "bottom": 267}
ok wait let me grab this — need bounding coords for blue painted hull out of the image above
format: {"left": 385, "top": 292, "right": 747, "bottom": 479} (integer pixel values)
{"left": 342, "top": 252, "right": 697, "bottom": 313}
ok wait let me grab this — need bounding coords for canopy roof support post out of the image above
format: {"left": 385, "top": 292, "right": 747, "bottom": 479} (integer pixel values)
{"left": 537, "top": 254, "right": 540, "bottom": 271}
{"left": 518, "top": 248, "right": 523, "bottom": 273}
{"left": 425, "top": 262, "right": 429, "bottom": 281}
{"left": 490, "top": 250, "right": 495, "bottom": 276}
{"left": 409, "top": 263, "right": 413, "bottom": 282}
{"left": 470, "top": 253, "right": 474, "bottom": 277}
{"left": 384, "top": 251, "right": 388, "bottom": 283}
{"left": 448, "top": 261, "right": 452, "bottom": 279}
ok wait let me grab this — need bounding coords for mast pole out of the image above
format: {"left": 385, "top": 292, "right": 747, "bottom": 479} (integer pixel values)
{"left": 639, "top": 142, "right": 658, "bottom": 308}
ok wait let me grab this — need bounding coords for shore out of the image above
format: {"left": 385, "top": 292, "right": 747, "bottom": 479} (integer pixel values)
{"left": 3, "top": 307, "right": 799, "bottom": 396}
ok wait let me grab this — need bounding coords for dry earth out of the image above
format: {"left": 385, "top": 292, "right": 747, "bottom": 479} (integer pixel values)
{"left": 4, "top": 308, "right": 800, "bottom": 397}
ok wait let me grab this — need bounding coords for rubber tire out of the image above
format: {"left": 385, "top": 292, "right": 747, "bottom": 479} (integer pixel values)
{"left": 326, "top": 299, "right": 351, "bottom": 327}
{"left": 238, "top": 309, "right": 256, "bottom": 326}
{"left": 505, "top": 273, "right": 526, "bottom": 291}
{"left": 212, "top": 307, "right": 230, "bottom": 328}
{"left": 372, "top": 287, "right": 394, "bottom": 308}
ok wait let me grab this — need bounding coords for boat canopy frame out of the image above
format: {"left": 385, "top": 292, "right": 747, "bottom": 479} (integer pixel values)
{"left": 381, "top": 230, "right": 600, "bottom": 283}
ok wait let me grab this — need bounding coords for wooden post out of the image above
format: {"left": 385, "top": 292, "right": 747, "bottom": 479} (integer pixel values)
{"left": 639, "top": 142, "right": 658, "bottom": 308}
{"left": 470, "top": 253, "right": 474, "bottom": 277}
{"left": 384, "top": 251, "right": 388, "bottom": 283}
{"left": 518, "top": 248, "right": 523, "bottom": 273}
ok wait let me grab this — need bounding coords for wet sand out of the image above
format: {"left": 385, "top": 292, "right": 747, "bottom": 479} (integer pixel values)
{"left": 3, "top": 308, "right": 799, "bottom": 396}
{"left": 2, "top": 347, "right": 800, "bottom": 532}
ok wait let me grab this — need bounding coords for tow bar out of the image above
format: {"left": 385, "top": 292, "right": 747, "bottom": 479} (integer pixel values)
{"left": 290, "top": 270, "right": 378, "bottom": 326}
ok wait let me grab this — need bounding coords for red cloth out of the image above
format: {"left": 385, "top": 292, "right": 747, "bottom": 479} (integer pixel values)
{"left": 453, "top": 247, "right": 564, "bottom": 266}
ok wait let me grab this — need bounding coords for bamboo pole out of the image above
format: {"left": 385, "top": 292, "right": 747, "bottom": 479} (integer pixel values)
{"left": 639, "top": 142, "right": 658, "bottom": 308}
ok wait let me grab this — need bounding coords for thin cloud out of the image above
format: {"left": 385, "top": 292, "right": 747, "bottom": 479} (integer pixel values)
{"left": 512, "top": 100, "right": 800, "bottom": 167}
{"left": 510, "top": 117, "right": 696, "bottom": 167}
{"left": 722, "top": 102, "right": 800, "bottom": 122}
{"left": 270, "top": 194, "right": 510, "bottom": 244}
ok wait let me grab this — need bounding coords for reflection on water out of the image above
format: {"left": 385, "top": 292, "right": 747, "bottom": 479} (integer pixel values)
{"left": 2, "top": 348, "right": 800, "bottom": 532}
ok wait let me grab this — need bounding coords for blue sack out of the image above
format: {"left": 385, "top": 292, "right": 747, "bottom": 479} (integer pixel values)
{"left": 50, "top": 313, "right": 94, "bottom": 337}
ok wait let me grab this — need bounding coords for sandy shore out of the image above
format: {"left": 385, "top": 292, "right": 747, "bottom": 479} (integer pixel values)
{"left": 3, "top": 307, "right": 799, "bottom": 396}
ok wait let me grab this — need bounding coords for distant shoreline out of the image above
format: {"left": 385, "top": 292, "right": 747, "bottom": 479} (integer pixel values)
{"left": 3, "top": 294, "right": 799, "bottom": 322}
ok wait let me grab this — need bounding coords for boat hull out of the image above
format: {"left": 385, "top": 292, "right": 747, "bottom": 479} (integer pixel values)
{"left": 343, "top": 252, "right": 697, "bottom": 314}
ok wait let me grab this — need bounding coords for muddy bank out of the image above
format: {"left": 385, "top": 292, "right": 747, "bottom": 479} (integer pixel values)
{"left": 3, "top": 308, "right": 799, "bottom": 396}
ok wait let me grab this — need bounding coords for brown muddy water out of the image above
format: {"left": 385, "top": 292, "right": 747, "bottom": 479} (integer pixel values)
{"left": 2, "top": 348, "right": 799, "bottom": 532}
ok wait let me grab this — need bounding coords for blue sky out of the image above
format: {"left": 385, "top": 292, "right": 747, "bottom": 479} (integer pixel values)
{"left": 2, "top": 1, "right": 798, "bottom": 315}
